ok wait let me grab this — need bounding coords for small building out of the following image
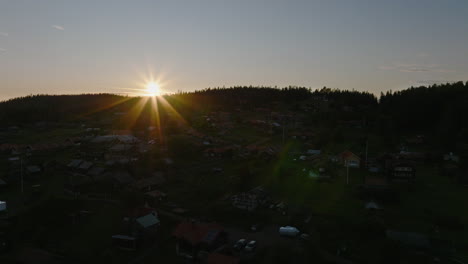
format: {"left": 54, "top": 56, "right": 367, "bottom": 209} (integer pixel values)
{"left": 365, "top": 201, "right": 382, "bottom": 210}
{"left": 67, "top": 159, "right": 83, "bottom": 169}
{"left": 110, "top": 144, "right": 132, "bottom": 152}
{"left": 173, "top": 221, "right": 227, "bottom": 259}
{"left": 307, "top": 149, "right": 321, "bottom": 155}
{"left": 231, "top": 186, "right": 269, "bottom": 211}
{"left": 386, "top": 161, "right": 415, "bottom": 183}
{"left": 339, "top": 150, "right": 361, "bottom": 168}
{"left": 135, "top": 212, "right": 160, "bottom": 229}
{"left": 0, "top": 201, "right": 6, "bottom": 213}
{"left": 443, "top": 152, "right": 460, "bottom": 163}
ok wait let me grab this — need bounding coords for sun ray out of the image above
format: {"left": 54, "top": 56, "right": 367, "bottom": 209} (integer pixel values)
{"left": 150, "top": 96, "right": 162, "bottom": 142}
{"left": 157, "top": 95, "right": 189, "bottom": 127}
{"left": 123, "top": 96, "right": 150, "bottom": 130}
{"left": 77, "top": 95, "right": 134, "bottom": 119}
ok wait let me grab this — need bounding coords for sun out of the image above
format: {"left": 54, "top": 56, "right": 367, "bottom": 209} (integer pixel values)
{"left": 145, "top": 82, "right": 161, "bottom": 96}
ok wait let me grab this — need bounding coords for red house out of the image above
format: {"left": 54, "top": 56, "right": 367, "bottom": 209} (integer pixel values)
{"left": 340, "top": 150, "right": 361, "bottom": 168}
{"left": 173, "top": 221, "right": 227, "bottom": 259}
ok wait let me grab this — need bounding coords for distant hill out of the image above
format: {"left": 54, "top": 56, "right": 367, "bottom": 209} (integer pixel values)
{"left": 0, "top": 87, "right": 377, "bottom": 125}
{"left": 1, "top": 83, "right": 467, "bottom": 147}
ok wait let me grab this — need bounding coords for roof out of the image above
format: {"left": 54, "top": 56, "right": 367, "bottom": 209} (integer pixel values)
{"left": 340, "top": 150, "right": 360, "bottom": 160}
{"left": 67, "top": 159, "right": 83, "bottom": 168}
{"left": 365, "top": 201, "right": 381, "bottom": 210}
{"left": 173, "top": 221, "right": 224, "bottom": 245}
{"left": 207, "top": 253, "right": 240, "bottom": 264}
{"left": 112, "top": 235, "right": 136, "bottom": 240}
{"left": 110, "top": 144, "right": 132, "bottom": 152}
{"left": 78, "top": 161, "right": 93, "bottom": 170}
{"left": 136, "top": 212, "right": 160, "bottom": 228}
{"left": 307, "top": 149, "right": 321, "bottom": 155}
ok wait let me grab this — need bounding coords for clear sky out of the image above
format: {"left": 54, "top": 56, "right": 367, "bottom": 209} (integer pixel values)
{"left": 1, "top": 0, "right": 467, "bottom": 100}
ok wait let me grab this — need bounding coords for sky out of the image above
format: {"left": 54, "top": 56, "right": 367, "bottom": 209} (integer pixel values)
{"left": 1, "top": 0, "right": 468, "bottom": 100}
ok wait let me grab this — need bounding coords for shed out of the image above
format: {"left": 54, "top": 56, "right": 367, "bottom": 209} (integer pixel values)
{"left": 365, "top": 201, "right": 382, "bottom": 210}
{"left": 67, "top": 159, "right": 83, "bottom": 168}
{"left": 136, "top": 212, "right": 160, "bottom": 229}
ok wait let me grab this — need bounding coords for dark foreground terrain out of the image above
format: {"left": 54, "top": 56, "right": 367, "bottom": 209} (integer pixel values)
{"left": 1, "top": 84, "right": 468, "bottom": 263}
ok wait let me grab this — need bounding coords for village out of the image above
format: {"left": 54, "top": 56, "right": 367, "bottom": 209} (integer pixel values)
{"left": 0, "top": 92, "right": 467, "bottom": 264}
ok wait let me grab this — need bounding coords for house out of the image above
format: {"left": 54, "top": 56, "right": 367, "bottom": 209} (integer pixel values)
{"left": 123, "top": 207, "right": 160, "bottom": 239}
{"left": 443, "top": 152, "right": 460, "bottom": 163}
{"left": 307, "top": 149, "right": 321, "bottom": 155}
{"left": 110, "top": 144, "right": 132, "bottom": 152}
{"left": 339, "top": 151, "right": 361, "bottom": 168}
{"left": 366, "top": 157, "right": 381, "bottom": 173}
{"left": 386, "top": 161, "right": 415, "bottom": 183}
{"left": 0, "top": 201, "right": 6, "bottom": 214}
{"left": 135, "top": 211, "right": 160, "bottom": 229}
{"left": 173, "top": 221, "right": 227, "bottom": 259}
{"left": 365, "top": 201, "right": 382, "bottom": 210}
{"left": 231, "top": 186, "right": 269, "bottom": 211}
{"left": 67, "top": 159, "right": 83, "bottom": 169}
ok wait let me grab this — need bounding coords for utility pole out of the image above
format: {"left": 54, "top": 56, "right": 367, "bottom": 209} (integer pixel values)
{"left": 20, "top": 155, "right": 24, "bottom": 194}
{"left": 346, "top": 162, "right": 349, "bottom": 185}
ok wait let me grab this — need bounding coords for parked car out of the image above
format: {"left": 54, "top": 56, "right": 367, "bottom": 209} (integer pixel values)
{"left": 233, "top": 238, "right": 247, "bottom": 250}
{"left": 279, "top": 226, "right": 300, "bottom": 237}
{"left": 244, "top": 240, "right": 257, "bottom": 252}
